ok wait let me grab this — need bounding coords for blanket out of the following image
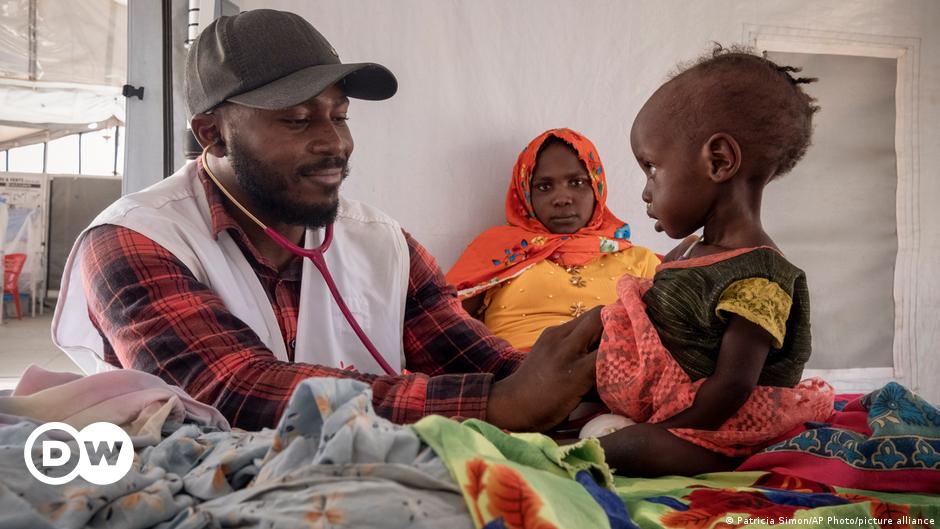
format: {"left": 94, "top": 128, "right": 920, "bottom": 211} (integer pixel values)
{"left": 615, "top": 471, "right": 939, "bottom": 529}
{"left": 413, "top": 415, "right": 620, "bottom": 528}
{"left": 414, "top": 383, "right": 940, "bottom": 529}
{"left": 3, "top": 369, "right": 938, "bottom": 529}
{"left": 0, "top": 375, "right": 471, "bottom": 529}
{"left": 0, "top": 365, "right": 229, "bottom": 444}
{"left": 739, "top": 382, "right": 940, "bottom": 493}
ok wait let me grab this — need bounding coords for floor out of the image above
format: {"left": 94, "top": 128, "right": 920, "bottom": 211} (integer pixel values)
{"left": 0, "top": 311, "right": 81, "bottom": 390}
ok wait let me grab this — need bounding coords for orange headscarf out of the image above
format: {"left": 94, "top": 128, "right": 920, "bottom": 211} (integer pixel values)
{"left": 446, "top": 128, "right": 633, "bottom": 298}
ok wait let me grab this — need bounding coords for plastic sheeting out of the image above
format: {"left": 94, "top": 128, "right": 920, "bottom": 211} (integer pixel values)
{"left": 0, "top": 197, "right": 7, "bottom": 256}
{"left": 0, "top": 0, "right": 126, "bottom": 148}
{"left": 0, "top": 172, "right": 46, "bottom": 317}
{"left": 0, "top": 85, "right": 123, "bottom": 150}
{"left": 3, "top": 206, "right": 39, "bottom": 289}
{"left": 0, "top": 197, "right": 6, "bottom": 322}
{"left": 0, "top": 0, "right": 126, "bottom": 86}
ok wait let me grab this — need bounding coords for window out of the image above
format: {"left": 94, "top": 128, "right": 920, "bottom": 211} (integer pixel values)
{"left": 8, "top": 143, "right": 45, "bottom": 173}
{"left": 46, "top": 134, "right": 80, "bottom": 174}
{"left": 115, "top": 126, "right": 124, "bottom": 175}
{"left": 6, "top": 126, "right": 125, "bottom": 176}
{"left": 80, "top": 127, "right": 119, "bottom": 176}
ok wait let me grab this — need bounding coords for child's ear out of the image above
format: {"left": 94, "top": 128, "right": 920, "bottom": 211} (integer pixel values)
{"left": 701, "top": 133, "right": 741, "bottom": 183}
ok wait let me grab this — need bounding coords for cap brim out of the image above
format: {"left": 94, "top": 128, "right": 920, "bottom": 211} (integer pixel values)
{"left": 227, "top": 62, "right": 397, "bottom": 110}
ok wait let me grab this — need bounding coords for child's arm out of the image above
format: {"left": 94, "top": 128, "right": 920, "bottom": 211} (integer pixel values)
{"left": 656, "top": 315, "right": 773, "bottom": 430}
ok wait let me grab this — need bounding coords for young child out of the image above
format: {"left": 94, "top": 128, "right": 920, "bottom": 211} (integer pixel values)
{"left": 584, "top": 46, "right": 835, "bottom": 477}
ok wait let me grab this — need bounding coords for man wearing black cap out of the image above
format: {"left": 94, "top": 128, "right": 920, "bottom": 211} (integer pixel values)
{"left": 53, "top": 9, "right": 600, "bottom": 433}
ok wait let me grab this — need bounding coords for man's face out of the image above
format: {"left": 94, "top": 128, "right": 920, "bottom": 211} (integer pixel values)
{"left": 222, "top": 84, "right": 354, "bottom": 228}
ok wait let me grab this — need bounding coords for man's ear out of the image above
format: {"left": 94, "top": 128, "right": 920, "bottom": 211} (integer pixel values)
{"left": 190, "top": 113, "right": 226, "bottom": 158}
{"left": 701, "top": 133, "right": 741, "bottom": 183}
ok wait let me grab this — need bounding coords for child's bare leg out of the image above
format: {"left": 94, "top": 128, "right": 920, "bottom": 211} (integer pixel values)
{"left": 599, "top": 423, "right": 740, "bottom": 477}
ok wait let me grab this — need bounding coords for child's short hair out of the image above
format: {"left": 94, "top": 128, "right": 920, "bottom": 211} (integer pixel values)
{"left": 670, "top": 44, "right": 820, "bottom": 179}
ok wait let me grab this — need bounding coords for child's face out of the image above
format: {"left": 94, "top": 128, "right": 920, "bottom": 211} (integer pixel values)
{"left": 630, "top": 96, "right": 717, "bottom": 239}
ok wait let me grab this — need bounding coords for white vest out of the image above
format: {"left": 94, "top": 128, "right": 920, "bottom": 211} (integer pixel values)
{"left": 52, "top": 161, "right": 409, "bottom": 376}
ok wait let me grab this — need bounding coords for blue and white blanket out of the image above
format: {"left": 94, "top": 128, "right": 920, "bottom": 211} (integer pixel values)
{"left": 0, "top": 377, "right": 472, "bottom": 529}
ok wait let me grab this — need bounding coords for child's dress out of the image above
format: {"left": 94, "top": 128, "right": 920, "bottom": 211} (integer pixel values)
{"left": 596, "top": 246, "right": 834, "bottom": 456}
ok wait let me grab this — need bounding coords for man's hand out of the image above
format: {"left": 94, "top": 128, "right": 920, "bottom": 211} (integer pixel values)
{"left": 486, "top": 306, "right": 603, "bottom": 432}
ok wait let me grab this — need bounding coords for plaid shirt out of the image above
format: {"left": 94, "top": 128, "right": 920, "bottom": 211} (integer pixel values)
{"left": 79, "top": 165, "right": 522, "bottom": 430}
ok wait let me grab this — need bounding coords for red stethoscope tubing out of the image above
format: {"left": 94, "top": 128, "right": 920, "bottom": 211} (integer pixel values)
{"left": 263, "top": 226, "right": 396, "bottom": 375}
{"left": 201, "top": 146, "right": 397, "bottom": 375}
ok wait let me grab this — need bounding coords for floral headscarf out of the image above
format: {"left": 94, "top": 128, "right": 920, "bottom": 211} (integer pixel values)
{"left": 446, "top": 128, "right": 632, "bottom": 298}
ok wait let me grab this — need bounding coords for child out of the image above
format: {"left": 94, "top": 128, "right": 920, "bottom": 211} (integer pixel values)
{"left": 584, "top": 46, "right": 835, "bottom": 477}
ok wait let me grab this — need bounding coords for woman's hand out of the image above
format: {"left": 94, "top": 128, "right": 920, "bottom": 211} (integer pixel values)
{"left": 486, "top": 306, "right": 603, "bottom": 432}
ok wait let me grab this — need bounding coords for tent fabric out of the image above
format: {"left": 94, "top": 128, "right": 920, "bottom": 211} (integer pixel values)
{"left": 761, "top": 52, "right": 898, "bottom": 371}
{"left": 234, "top": 0, "right": 939, "bottom": 403}
{"left": 0, "top": 0, "right": 126, "bottom": 148}
{"left": 0, "top": 0, "right": 126, "bottom": 86}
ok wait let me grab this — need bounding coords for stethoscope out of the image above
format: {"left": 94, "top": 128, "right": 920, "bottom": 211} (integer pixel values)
{"left": 200, "top": 144, "right": 397, "bottom": 375}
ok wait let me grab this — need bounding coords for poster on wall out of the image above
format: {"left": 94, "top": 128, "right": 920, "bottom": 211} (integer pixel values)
{"left": 0, "top": 173, "right": 49, "bottom": 320}
{"left": 0, "top": 173, "right": 46, "bottom": 209}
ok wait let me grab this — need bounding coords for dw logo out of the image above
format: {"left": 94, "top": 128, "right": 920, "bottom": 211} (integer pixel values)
{"left": 23, "top": 422, "right": 134, "bottom": 485}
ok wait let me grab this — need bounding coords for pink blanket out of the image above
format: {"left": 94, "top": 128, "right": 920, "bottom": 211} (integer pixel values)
{"left": 0, "top": 365, "right": 228, "bottom": 441}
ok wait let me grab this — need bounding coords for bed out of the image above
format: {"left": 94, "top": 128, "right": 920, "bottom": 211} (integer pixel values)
{"left": 1, "top": 367, "right": 937, "bottom": 529}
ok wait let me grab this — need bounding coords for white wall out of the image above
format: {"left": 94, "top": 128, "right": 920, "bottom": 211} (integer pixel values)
{"left": 241, "top": 0, "right": 940, "bottom": 399}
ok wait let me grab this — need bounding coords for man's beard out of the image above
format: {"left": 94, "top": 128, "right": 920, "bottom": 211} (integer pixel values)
{"left": 227, "top": 140, "right": 348, "bottom": 228}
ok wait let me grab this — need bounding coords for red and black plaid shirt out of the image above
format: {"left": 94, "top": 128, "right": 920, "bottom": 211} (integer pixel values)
{"left": 79, "top": 165, "right": 522, "bottom": 430}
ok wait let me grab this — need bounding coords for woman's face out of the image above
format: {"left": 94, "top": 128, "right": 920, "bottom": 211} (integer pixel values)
{"left": 530, "top": 142, "right": 597, "bottom": 234}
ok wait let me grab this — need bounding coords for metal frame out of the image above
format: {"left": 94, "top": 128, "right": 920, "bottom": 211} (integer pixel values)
{"left": 123, "top": 0, "right": 168, "bottom": 194}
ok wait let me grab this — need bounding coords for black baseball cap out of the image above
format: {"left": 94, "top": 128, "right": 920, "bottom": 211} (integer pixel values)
{"left": 185, "top": 9, "right": 397, "bottom": 116}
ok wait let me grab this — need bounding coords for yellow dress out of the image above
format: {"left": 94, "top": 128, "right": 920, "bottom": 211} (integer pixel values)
{"left": 481, "top": 248, "right": 660, "bottom": 350}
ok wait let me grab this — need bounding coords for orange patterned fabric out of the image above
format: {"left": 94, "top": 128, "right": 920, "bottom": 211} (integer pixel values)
{"left": 446, "top": 128, "right": 633, "bottom": 298}
{"left": 596, "top": 273, "right": 834, "bottom": 457}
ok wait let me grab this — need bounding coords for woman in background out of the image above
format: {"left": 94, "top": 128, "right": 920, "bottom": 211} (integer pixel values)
{"left": 447, "top": 128, "right": 659, "bottom": 350}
